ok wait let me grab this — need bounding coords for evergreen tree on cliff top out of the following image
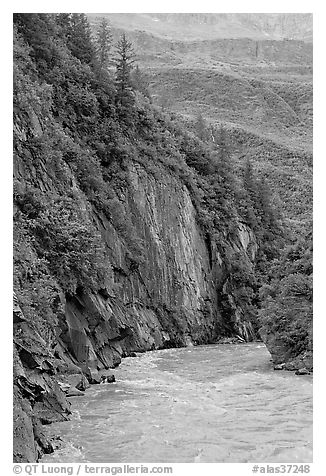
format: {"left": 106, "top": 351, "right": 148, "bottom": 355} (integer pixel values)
{"left": 13, "top": 14, "right": 57, "bottom": 74}
{"left": 94, "top": 17, "right": 113, "bottom": 70}
{"left": 114, "top": 33, "right": 136, "bottom": 119}
{"left": 57, "top": 13, "right": 95, "bottom": 65}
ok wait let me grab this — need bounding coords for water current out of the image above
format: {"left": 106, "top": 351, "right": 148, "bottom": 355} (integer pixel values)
{"left": 42, "top": 343, "right": 312, "bottom": 463}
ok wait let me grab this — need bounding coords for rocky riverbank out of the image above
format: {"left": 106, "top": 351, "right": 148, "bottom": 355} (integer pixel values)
{"left": 261, "top": 326, "right": 313, "bottom": 375}
{"left": 14, "top": 293, "right": 120, "bottom": 462}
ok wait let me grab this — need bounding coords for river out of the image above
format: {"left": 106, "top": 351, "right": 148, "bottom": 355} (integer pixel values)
{"left": 42, "top": 343, "right": 312, "bottom": 463}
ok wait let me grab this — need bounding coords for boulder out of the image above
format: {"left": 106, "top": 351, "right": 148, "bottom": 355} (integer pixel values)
{"left": 57, "top": 382, "right": 70, "bottom": 393}
{"left": 54, "top": 359, "right": 82, "bottom": 375}
{"left": 66, "top": 388, "right": 85, "bottom": 397}
{"left": 217, "top": 337, "right": 239, "bottom": 344}
{"left": 75, "top": 374, "right": 89, "bottom": 391}
{"left": 32, "top": 375, "right": 71, "bottom": 425}
{"left": 13, "top": 292, "right": 26, "bottom": 323}
{"left": 13, "top": 389, "right": 37, "bottom": 462}
{"left": 283, "top": 351, "right": 313, "bottom": 372}
{"left": 274, "top": 363, "right": 285, "bottom": 370}
{"left": 61, "top": 372, "right": 90, "bottom": 391}
{"left": 33, "top": 419, "right": 56, "bottom": 456}
{"left": 87, "top": 369, "right": 101, "bottom": 384}
{"left": 100, "top": 374, "right": 116, "bottom": 384}
{"left": 295, "top": 368, "right": 311, "bottom": 375}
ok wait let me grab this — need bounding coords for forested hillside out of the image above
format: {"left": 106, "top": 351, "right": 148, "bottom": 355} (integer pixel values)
{"left": 88, "top": 14, "right": 312, "bottom": 234}
{"left": 13, "top": 13, "right": 312, "bottom": 462}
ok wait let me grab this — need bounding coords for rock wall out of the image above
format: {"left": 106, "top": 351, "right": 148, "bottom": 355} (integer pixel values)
{"left": 13, "top": 143, "right": 258, "bottom": 461}
{"left": 55, "top": 162, "right": 258, "bottom": 372}
{"left": 13, "top": 294, "right": 71, "bottom": 462}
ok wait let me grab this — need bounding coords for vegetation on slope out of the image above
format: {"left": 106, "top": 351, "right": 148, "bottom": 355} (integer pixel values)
{"left": 259, "top": 230, "right": 313, "bottom": 367}
{"left": 13, "top": 13, "right": 312, "bottom": 366}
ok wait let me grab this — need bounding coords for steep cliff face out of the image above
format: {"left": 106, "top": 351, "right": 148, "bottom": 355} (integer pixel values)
{"left": 14, "top": 143, "right": 258, "bottom": 366}
{"left": 13, "top": 118, "right": 258, "bottom": 461}
{"left": 13, "top": 294, "right": 71, "bottom": 462}
{"left": 63, "top": 162, "right": 259, "bottom": 363}
{"left": 58, "top": 161, "right": 221, "bottom": 371}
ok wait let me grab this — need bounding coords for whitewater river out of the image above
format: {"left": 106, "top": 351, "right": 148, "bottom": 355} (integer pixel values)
{"left": 42, "top": 343, "right": 312, "bottom": 463}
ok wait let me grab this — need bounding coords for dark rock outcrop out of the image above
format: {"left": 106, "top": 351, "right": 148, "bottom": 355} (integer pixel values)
{"left": 273, "top": 363, "right": 285, "bottom": 371}
{"left": 13, "top": 159, "right": 258, "bottom": 461}
{"left": 100, "top": 374, "right": 116, "bottom": 384}
{"left": 13, "top": 295, "right": 71, "bottom": 462}
{"left": 295, "top": 368, "right": 311, "bottom": 376}
{"left": 66, "top": 388, "right": 85, "bottom": 397}
{"left": 52, "top": 163, "right": 258, "bottom": 368}
{"left": 284, "top": 351, "right": 313, "bottom": 372}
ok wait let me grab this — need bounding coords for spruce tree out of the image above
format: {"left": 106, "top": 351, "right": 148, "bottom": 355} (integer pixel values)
{"left": 56, "top": 13, "right": 71, "bottom": 33}
{"left": 94, "top": 17, "right": 113, "bottom": 70}
{"left": 13, "top": 14, "right": 57, "bottom": 73}
{"left": 67, "top": 14, "right": 95, "bottom": 65}
{"left": 114, "top": 34, "right": 136, "bottom": 117}
{"left": 131, "top": 65, "right": 151, "bottom": 100}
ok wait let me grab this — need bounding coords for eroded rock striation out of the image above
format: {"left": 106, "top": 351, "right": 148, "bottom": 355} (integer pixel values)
{"left": 13, "top": 294, "right": 71, "bottom": 462}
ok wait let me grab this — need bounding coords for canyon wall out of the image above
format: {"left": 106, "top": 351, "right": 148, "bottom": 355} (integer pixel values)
{"left": 13, "top": 138, "right": 257, "bottom": 461}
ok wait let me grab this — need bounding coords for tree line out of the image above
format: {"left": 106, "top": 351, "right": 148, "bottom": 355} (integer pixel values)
{"left": 14, "top": 13, "right": 150, "bottom": 122}
{"left": 13, "top": 13, "right": 311, "bottom": 356}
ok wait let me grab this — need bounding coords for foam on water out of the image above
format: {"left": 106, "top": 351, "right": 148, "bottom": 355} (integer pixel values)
{"left": 42, "top": 343, "right": 312, "bottom": 463}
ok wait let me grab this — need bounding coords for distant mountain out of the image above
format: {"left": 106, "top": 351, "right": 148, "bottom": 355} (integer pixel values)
{"left": 88, "top": 13, "right": 312, "bottom": 42}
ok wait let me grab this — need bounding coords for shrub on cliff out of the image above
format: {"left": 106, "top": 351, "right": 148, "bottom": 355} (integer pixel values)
{"left": 14, "top": 186, "right": 108, "bottom": 295}
{"left": 114, "top": 33, "right": 136, "bottom": 122}
{"left": 258, "top": 231, "right": 312, "bottom": 360}
{"left": 13, "top": 212, "right": 61, "bottom": 344}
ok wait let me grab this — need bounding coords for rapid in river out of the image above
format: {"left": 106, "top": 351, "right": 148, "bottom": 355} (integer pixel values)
{"left": 42, "top": 343, "right": 312, "bottom": 463}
